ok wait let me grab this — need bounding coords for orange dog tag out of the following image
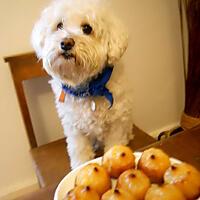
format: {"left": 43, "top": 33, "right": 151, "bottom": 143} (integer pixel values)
{"left": 59, "top": 90, "right": 66, "bottom": 102}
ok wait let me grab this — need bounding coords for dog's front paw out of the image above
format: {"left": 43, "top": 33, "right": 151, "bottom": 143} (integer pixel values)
{"left": 67, "top": 135, "right": 96, "bottom": 169}
{"left": 70, "top": 151, "right": 95, "bottom": 169}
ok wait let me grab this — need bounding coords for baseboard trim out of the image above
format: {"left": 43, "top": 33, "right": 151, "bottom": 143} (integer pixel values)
{"left": 149, "top": 122, "right": 180, "bottom": 138}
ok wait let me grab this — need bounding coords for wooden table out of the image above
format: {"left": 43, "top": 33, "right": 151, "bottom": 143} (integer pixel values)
{"left": 15, "top": 126, "right": 200, "bottom": 200}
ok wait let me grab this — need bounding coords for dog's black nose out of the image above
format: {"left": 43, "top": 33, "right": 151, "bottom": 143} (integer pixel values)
{"left": 60, "top": 38, "right": 75, "bottom": 51}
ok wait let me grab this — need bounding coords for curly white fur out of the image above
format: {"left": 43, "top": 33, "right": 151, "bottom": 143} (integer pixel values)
{"left": 32, "top": 0, "right": 133, "bottom": 169}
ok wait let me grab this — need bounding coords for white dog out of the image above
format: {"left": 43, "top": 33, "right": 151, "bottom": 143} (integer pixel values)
{"left": 32, "top": 0, "right": 133, "bottom": 169}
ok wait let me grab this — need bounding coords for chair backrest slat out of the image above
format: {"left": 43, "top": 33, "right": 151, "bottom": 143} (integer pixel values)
{"left": 4, "top": 52, "right": 48, "bottom": 148}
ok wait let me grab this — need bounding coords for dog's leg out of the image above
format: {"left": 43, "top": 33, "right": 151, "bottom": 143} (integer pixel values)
{"left": 104, "top": 120, "right": 133, "bottom": 152}
{"left": 66, "top": 134, "right": 95, "bottom": 169}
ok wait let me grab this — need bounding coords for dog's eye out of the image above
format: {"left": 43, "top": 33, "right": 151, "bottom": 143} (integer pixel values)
{"left": 82, "top": 24, "right": 93, "bottom": 35}
{"left": 57, "top": 22, "right": 63, "bottom": 30}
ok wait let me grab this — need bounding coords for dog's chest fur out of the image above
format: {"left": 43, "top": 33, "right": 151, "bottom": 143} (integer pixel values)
{"left": 49, "top": 73, "right": 132, "bottom": 141}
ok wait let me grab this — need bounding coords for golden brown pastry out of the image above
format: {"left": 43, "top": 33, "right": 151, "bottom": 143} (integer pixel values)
{"left": 102, "top": 188, "right": 135, "bottom": 200}
{"left": 64, "top": 185, "right": 100, "bottom": 200}
{"left": 164, "top": 162, "right": 200, "bottom": 199}
{"left": 138, "top": 148, "right": 170, "bottom": 183}
{"left": 75, "top": 163, "right": 111, "bottom": 196}
{"left": 102, "top": 145, "right": 135, "bottom": 178}
{"left": 117, "top": 169, "right": 150, "bottom": 200}
{"left": 145, "top": 184, "right": 186, "bottom": 200}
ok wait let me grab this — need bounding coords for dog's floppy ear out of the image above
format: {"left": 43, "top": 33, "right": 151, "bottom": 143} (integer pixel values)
{"left": 31, "top": 19, "right": 45, "bottom": 58}
{"left": 107, "top": 18, "right": 128, "bottom": 64}
{"left": 31, "top": 6, "right": 52, "bottom": 58}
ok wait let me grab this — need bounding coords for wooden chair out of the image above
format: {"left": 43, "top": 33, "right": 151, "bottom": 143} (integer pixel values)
{"left": 4, "top": 52, "right": 156, "bottom": 188}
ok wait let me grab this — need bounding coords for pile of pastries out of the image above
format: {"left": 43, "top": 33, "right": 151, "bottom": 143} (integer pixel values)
{"left": 64, "top": 145, "right": 200, "bottom": 200}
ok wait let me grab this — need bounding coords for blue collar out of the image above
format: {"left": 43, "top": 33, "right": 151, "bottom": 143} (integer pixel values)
{"left": 62, "top": 64, "right": 114, "bottom": 107}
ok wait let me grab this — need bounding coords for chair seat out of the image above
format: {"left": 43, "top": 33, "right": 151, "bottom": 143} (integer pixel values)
{"left": 129, "top": 125, "right": 156, "bottom": 150}
{"left": 30, "top": 126, "right": 155, "bottom": 188}
{"left": 30, "top": 138, "right": 70, "bottom": 188}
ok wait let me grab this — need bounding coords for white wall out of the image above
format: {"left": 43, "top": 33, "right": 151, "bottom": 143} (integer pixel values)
{"left": 119, "top": 1, "right": 185, "bottom": 133}
{"left": 0, "top": 0, "right": 185, "bottom": 197}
